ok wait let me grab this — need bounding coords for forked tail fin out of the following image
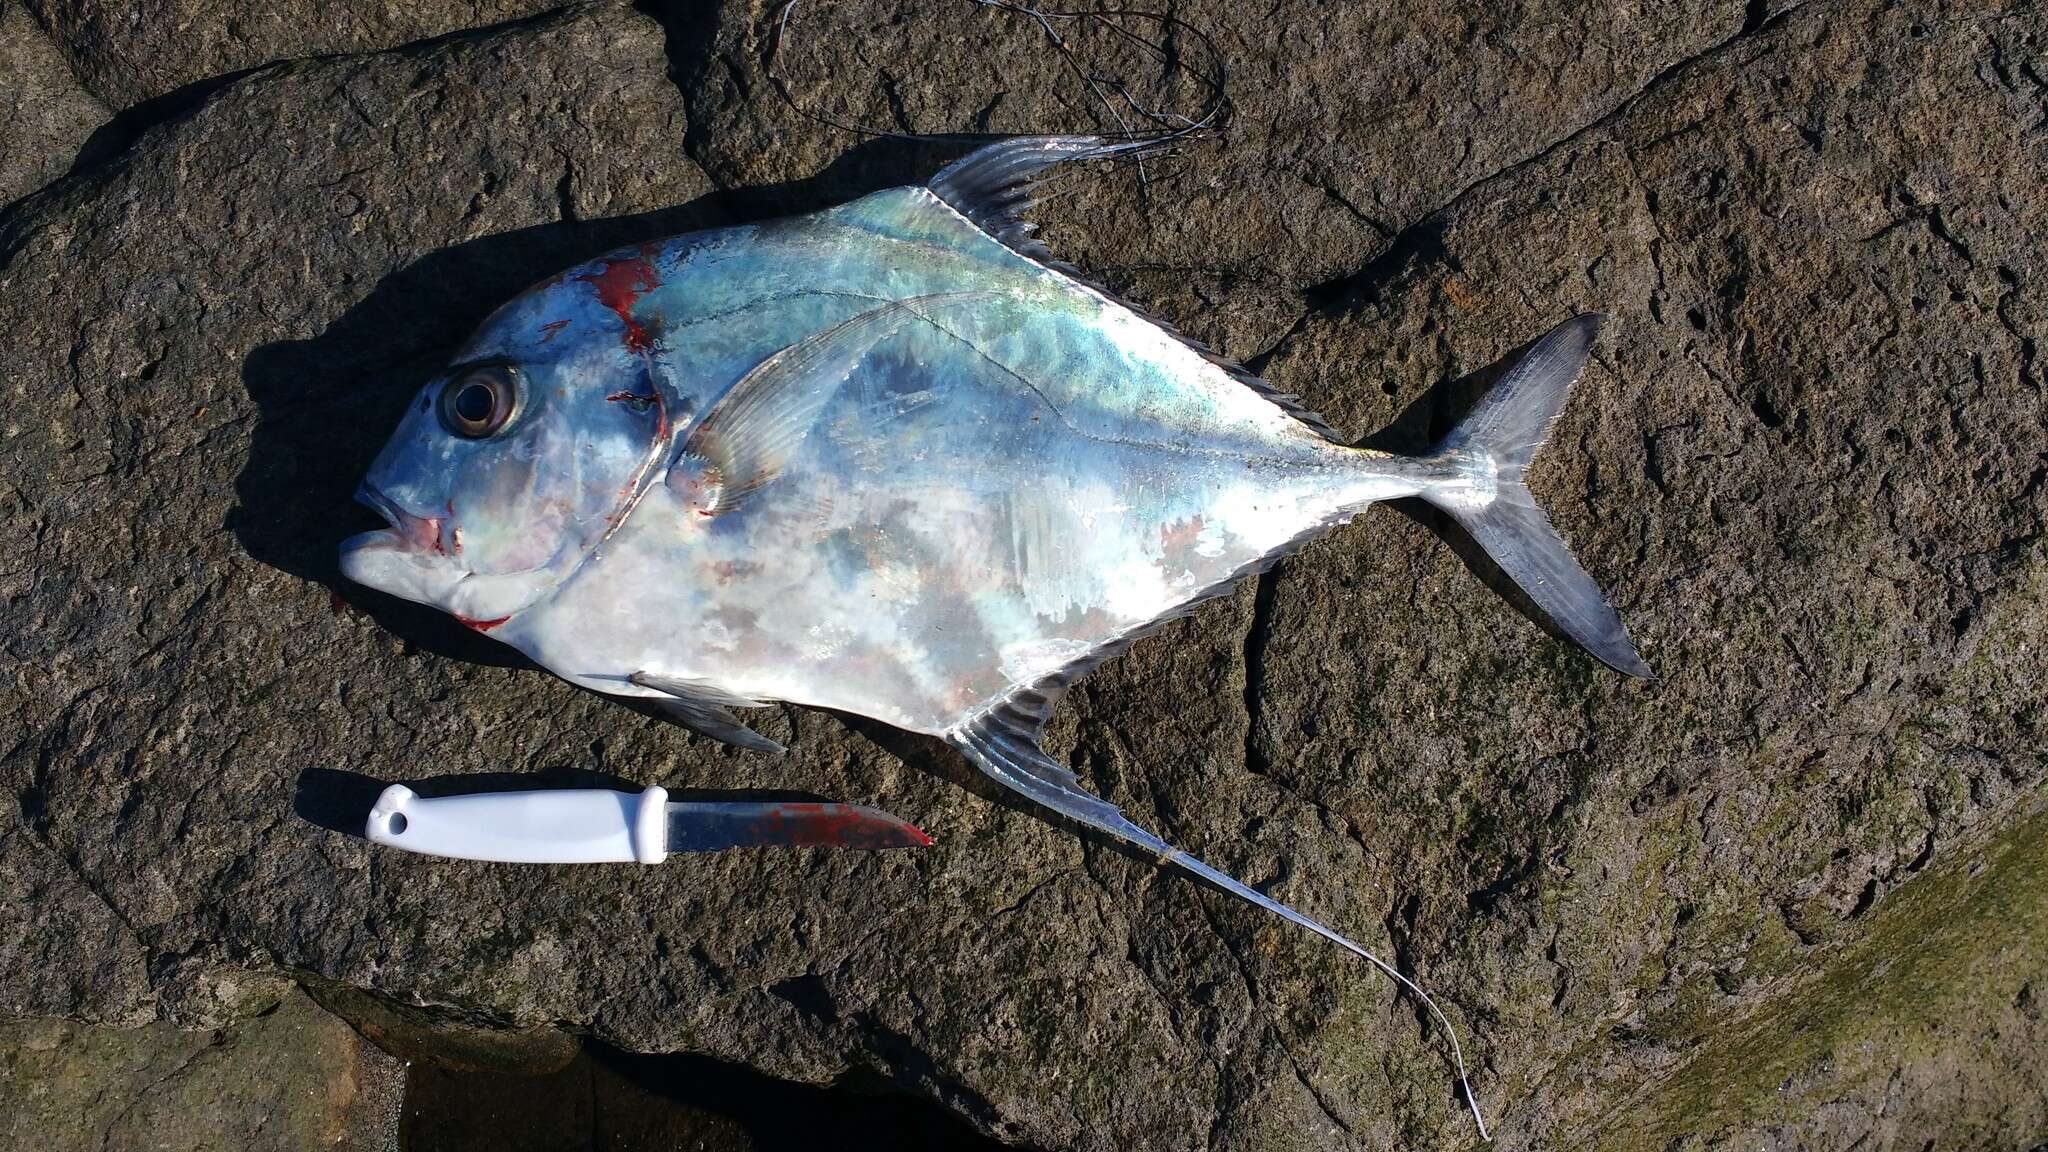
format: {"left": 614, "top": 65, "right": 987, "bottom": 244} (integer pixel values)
{"left": 1420, "top": 314, "right": 1651, "bottom": 677}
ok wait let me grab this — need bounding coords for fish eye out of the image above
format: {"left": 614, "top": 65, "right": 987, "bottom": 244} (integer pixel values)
{"left": 439, "top": 367, "right": 517, "bottom": 438}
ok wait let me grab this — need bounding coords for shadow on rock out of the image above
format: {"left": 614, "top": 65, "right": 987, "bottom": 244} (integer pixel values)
{"left": 292, "top": 768, "right": 393, "bottom": 836}
{"left": 396, "top": 1037, "right": 1020, "bottom": 1151}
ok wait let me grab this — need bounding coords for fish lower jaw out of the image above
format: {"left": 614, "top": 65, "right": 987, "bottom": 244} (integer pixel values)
{"left": 338, "top": 529, "right": 472, "bottom": 609}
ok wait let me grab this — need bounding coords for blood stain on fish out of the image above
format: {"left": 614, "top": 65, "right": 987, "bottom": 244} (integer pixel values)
{"left": 1159, "top": 515, "right": 1206, "bottom": 570}
{"left": 575, "top": 257, "right": 661, "bottom": 354}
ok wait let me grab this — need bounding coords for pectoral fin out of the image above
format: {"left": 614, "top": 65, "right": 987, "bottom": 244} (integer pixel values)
{"left": 674, "top": 293, "right": 990, "bottom": 516}
{"left": 630, "top": 670, "right": 785, "bottom": 754}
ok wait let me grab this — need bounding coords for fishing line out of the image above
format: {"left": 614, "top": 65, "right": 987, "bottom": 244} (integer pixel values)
{"left": 765, "top": 0, "right": 1229, "bottom": 193}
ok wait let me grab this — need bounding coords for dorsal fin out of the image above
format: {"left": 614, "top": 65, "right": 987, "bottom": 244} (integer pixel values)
{"left": 927, "top": 135, "right": 1137, "bottom": 259}
{"left": 927, "top": 136, "right": 1347, "bottom": 443}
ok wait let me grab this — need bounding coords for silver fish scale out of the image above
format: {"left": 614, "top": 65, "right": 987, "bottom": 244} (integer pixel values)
{"left": 507, "top": 195, "right": 1408, "bottom": 732}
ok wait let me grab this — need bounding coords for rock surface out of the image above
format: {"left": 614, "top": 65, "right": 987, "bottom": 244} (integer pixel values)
{"left": 0, "top": 3, "right": 109, "bottom": 203}
{"left": 1, "top": 1, "right": 2043, "bottom": 1150}
{"left": 0, "top": 987, "right": 402, "bottom": 1151}
{"left": 22, "top": 0, "right": 560, "bottom": 109}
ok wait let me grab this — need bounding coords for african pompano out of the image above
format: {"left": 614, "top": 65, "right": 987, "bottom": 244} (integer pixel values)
{"left": 341, "top": 136, "right": 1649, "bottom": 1134}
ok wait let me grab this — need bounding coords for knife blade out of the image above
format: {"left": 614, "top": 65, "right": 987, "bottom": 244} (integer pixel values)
{"left": 665, "top": 800, "right": 931, "bottom": 853}
{"left": 365, "top": 784, "right": 930, "bottom": 863}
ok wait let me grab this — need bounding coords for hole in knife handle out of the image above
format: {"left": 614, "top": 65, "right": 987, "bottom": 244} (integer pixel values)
{"left": 387, "top": 813, "right": 408, "bottom": 835}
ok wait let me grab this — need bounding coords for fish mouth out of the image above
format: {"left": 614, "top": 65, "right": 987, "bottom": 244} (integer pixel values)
{"left": 339, "top": 484, "right": 470, "bottom": 609}
{"left": 350, "top": 483, "right": 447, "bottom": 555}
{"left": 336, "top": 485, "right": 551, "bottom": 624}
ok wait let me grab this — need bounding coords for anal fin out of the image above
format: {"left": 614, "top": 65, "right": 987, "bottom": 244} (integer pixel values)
{"left": 946, "top": 705, "right": 1490, "bottom": 1140}
{"left": 630, "top": 670, "right": 786, "bottom": 755}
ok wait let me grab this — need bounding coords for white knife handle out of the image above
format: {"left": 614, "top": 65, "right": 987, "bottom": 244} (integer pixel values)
{"left": 366, "top": 784, "right": 668, "bottom": 864}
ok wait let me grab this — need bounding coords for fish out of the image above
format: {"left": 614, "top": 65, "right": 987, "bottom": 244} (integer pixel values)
{"left": 340, "top": 135, "right": 1649, "bottom": 1136}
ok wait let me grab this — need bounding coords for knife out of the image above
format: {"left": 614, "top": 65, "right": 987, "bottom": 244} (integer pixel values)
{"left": 365, "top": 784, "right": 930, "bottom": 863}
